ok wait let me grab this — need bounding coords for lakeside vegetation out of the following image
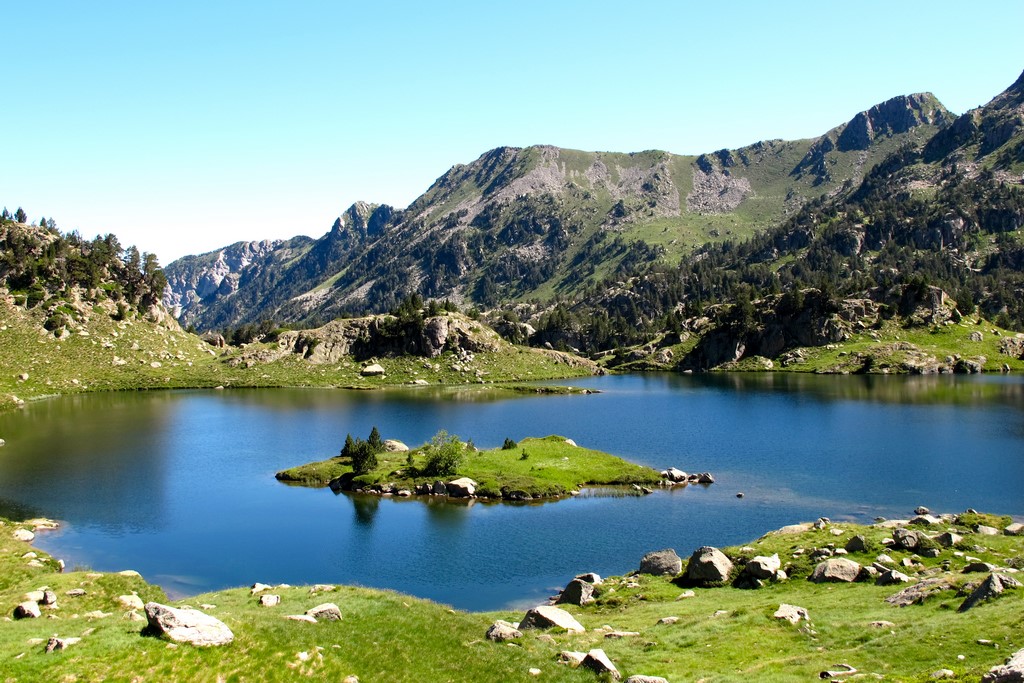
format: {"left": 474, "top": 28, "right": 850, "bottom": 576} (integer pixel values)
{"left": 3, "top": 511, "right": 1021, "bottom": 681}
{"left": 276, "top": 433, "right": 663, "bottom": 500}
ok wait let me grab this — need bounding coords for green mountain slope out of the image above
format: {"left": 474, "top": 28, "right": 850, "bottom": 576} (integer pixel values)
{"left": 165, "top": 94, "right": 950, "bottom": 331}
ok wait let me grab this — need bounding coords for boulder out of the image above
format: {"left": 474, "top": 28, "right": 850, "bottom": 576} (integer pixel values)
{"left": 885, "top": 578, "right": 953, "bottom": 607}
{"left": 639, "top": 548, "right": 683, "bottom": 576}
{"left": 258, "top": 594, "right": 281, "bottom": 607}
{"left": 575, "top": 572, "right": 602, "bottom": 585}
{"left": 446, "top": 477, "right": 477, "bottom": 498}
{"left": 810, "top": 558, "right": 861, "bottom": 583}
{"left": 875, "top": 569, "right": 912, "bottom": 586}
{"left": 625, "top": 677, "right": 669, "bottom": 683}
{"left": 977, "top": 525, "right": 1000, "bottom": 536}
{"left": 964, "top": 561, "right": 998, "bottom": 573}
{"left": 14, "top": 601, "right": 41, "bottom": 619}
{"left": 773, "top": 603, "right": 809, "bottom": 624}
{"left": 844, "top": 535, "right": 868, "bottom": 553}
{"left": 684, "top": 546, "right": 733, "bottom": 584}
{"left": 581, "top": 649, "right": 620, "bottom": 680}
{"left": 382, "top": 440, "right": 409, "bottom": 452}
{"left": 893, "top": 528, "right": 926, "bottom": 550}
{"left": 745, "top": 554, "right": 782, "bottom": 580}
{"left": 485, "top": 620, "right": 522, "bottom": 641}
{"left": 250, "top": 582, "right": 273, "bottom": 595}
{"left": 144, "top": 602, "right": 234, "bottom": 646}
{"left": 935, "top": 531, "right": 963, "bottom": 547}
{"left": 959, "top": 573, "right": 1022, "bottom": 613}
{"left": 306, "top": 603, "right": 342, "bottom": 621}
{"left": 13, "top": 528, "right": 34, "bottom": 542}
{"left": 662, "top": 467, "right": 687, "bottom": 483}
{"left": 519, "top": 605, "right": 585, "bottom": 634}
{"left": 558, "top": 651, "right": 587, "bottom": 667}
{"left": 284, "top": 614, "right": 318, "bottom": 624}
{"left": 1005, "top": 523, "right": 1024, "bottom": 537}
{"left": 360, "top": 363, "right": 385, "bottom": 377}
{"left": 45, "top": 636, "right": 81, "bottom": 653}
{"left": 556, "top": 579, "right": 595, "bottom": 606}
{"left": 984, "top": 647, "right": 1024, "bottom": 682}
{"left": 119, "top": 594, "right": 145, "bottom": 610}
{"left": 431, "top": 480, "right": 447, "bottom": 495}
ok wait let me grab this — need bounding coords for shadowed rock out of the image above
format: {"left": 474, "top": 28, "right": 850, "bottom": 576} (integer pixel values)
{"left": 959, "top": 573, "right": 1022, "bottom": 613}
{"left": 639, "top": 549, "right": 682, "bottom": 576}
{"left": 556, "top": 579, "right": 595, "bottom": 606}
{"left": 684, "top": 546, "right": 733, "bottom": 584}
{"left": 984, "top": 646, "right": 1024, "bottom": 682}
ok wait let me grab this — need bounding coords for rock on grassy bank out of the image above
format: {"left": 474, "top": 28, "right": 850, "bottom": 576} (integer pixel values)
{"left": 2, "top": 509, "right": 1022, "bottom": 681}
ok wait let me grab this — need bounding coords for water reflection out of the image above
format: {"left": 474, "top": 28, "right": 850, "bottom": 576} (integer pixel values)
{"left": 0, "top": 374, "right": 1020, "bottom": 610}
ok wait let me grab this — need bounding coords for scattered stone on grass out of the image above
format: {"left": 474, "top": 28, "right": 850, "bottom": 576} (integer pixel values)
{"left": 581, "top": 648, "right": 620, "bottom": 680}
{"left": 45, "top": 636, "right": 80, "bottom": 653}
{"left": 486, "top": 620, "right": 522, "bottom": 642}
{"left": 625, "top": 677, "right": 669, "bottom": 683}
{"left": 284, "top": 614, "right": 317, "bottom": 624}
{"left": 519, "top": 605, "right": 585, "bottom": 634}
{"left": 773, "top": 604, "right": 809, "bottom": 625}
{"left": 118, "top": 594, "right": 144, "bottom": 610}
{"left": 983, "top": 646, "right": 1024, "bottom": 682}
{"left": 885, "top": 578, "right": 953, "bottom": 607}
{"left": 305, "top": 603, "right": 342, "bottom": 621}
{"left": 810, "top": 558, "right": 861, "bottom": 583}
{"left": 13, "top": 601, "right": 41, "bottom": 619}
{"left": 558, "top": 651, "right": 587, "bottom": 667}
{"left": 258, "top": 594, "right": 280, "bottom": 607}
{"left": 144, "top": 602, "right": 234, "bottom": 646}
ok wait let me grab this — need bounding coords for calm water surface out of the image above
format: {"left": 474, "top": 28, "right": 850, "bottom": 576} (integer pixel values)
{"left": 0, "top": 373, "right": 1021, "bottom": 611}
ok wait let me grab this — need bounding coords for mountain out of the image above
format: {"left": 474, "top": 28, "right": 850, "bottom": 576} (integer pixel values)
{"left": 165, "top": 93, "right": 951, "bottom": 332}
{"left": 546, "top": 69, "right": 1024, "bottom": 369}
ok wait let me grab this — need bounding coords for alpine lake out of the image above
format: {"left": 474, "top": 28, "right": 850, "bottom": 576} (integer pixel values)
{"left": 0, "top": 372, "right": 1021, "bottom": 612}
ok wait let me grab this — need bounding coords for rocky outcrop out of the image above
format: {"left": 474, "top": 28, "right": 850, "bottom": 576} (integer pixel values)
{"left": 984, "top": 646, "right": 1024, "bottom": 682}
{"left": 143, "top": 602, "right": 234, "bottom": 646}
{"left": 232, "top": 312, "right": 508, "bottom": 366}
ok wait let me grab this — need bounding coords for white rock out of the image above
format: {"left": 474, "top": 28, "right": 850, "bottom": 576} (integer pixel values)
{"left": 144, "top": 602, "right": 234, "bottom": 646}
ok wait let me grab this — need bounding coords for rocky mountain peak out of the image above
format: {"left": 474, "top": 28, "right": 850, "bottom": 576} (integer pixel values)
{"left": 835, "top": 93, "right": 951, "bottom": 152}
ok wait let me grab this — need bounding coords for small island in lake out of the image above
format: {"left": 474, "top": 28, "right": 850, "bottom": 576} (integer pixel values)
{"left": 276, "top": 430, "right": 709, "bottom": 501}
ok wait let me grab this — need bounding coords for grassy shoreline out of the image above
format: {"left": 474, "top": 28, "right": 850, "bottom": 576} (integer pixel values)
{"left": 2, "top": 510, "right": 1021, "bottom": 681}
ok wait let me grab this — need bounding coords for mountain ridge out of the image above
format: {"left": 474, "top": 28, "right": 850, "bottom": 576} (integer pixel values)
{"left": 165, "top": 89, "right": 953, "bottom": 332}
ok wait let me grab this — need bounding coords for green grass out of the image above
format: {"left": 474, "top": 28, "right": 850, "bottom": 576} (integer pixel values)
{"left": 2, "top": 512, "right": 1021, "bottom": 682}
{"left": 277, "top": 435, "right": 662, "bottom": 498}
{"left": 0, "top": 298, "right": 595, "bottom": 411}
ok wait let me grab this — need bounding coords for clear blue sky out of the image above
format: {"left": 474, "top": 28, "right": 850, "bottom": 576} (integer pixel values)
{"left": 3, "top": 1, "right": 1022, "bottom": 263}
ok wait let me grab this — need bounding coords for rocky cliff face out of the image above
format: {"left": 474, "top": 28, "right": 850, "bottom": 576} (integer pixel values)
{"left": 793, "top": 93, "right": 951, "bottom": 185}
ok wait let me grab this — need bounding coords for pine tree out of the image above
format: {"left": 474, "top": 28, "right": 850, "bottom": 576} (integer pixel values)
{"left": 367, "top": 426, "right": 383, "bottom": 452}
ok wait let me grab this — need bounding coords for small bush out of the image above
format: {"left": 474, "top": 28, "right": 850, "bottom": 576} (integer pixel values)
{"left": 422, "top": 430, "right": 465, "bottom": 477}
{"left": 502, "top": 437, "right": 517, "bottom": 450}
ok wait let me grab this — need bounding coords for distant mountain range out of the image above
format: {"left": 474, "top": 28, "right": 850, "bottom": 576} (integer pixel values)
{"left": 164, "top": 88, "right": 958, "bottom": 332}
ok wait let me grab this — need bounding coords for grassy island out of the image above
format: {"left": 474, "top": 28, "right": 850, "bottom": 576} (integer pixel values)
{"left": 276, "top": 433, "right": 664, "bottom": 500}
{"left": 2, "top": 511, "right": 1022, "bottom": 681}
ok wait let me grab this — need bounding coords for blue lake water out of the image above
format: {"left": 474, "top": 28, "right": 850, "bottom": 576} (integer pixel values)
{"left": 0, "top": 373, "right": 1021, "bottom": 611}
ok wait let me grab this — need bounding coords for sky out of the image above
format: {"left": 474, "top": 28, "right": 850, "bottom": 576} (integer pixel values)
{"left": 3, "top": 1, "right": 1023, "bottom": 264}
